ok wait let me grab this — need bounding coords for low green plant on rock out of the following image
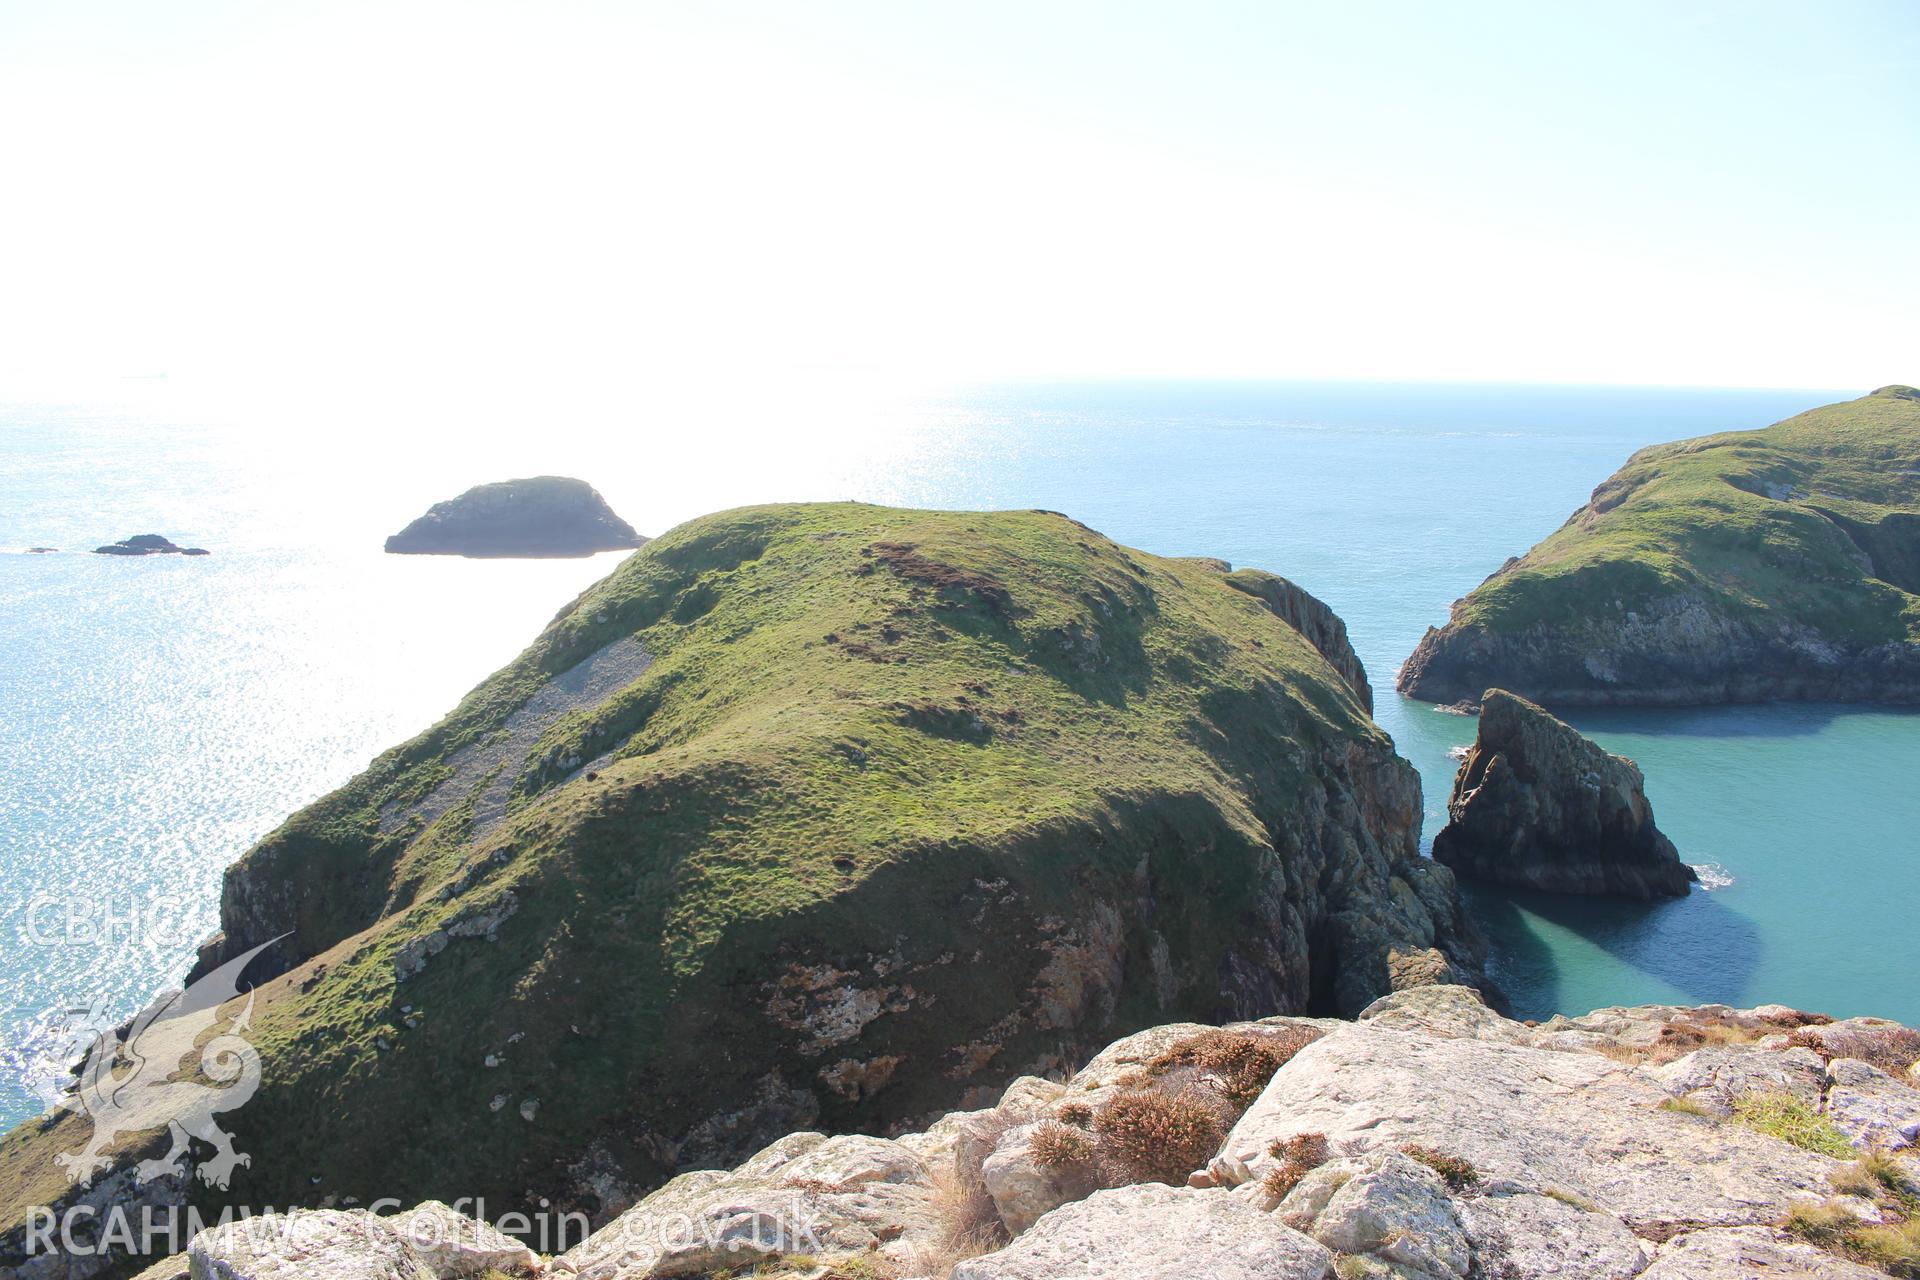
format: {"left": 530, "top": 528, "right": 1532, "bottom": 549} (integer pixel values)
{"left": 1657, "top": 1095, "right": 1715, "bottom": 1118}
{"left": 1401, "top": 1144, "right": 1481, "bottom": 1190}
{"left": 1732, "top": 1092, "right": 1855, "bottom": 1158}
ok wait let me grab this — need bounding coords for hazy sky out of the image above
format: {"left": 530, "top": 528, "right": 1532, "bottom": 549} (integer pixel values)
{"left": 1, "top": 1, "right": 1915, "bottom": 398}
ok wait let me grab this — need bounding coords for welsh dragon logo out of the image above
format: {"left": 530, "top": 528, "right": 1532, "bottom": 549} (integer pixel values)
{"left": 53, "top": 937, "right": 282, "bottom": 1190}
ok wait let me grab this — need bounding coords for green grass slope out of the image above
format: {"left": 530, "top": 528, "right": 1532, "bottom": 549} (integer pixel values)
{"left": 2, "top": 503, "right": 1482, "bottom": 1264}
{"left": 1399, "top": 386, "right": 1920, "bottom": 706}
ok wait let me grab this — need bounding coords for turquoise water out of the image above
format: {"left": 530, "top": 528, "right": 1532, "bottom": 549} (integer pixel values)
{"left": 4, "top": 379, "right": 1915, "bottom": 1130}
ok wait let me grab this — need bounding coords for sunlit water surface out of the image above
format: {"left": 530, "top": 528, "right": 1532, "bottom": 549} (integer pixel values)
{"left": 3, "top": 378, "right": 1914, "bottom": 1128}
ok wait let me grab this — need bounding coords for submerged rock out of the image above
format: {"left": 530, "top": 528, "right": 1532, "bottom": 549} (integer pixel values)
{"left": 384, "top": 475, "right": 647, "bottom": 558}
{"left": 93, "top": 534, "right": 209, "bottom": 556}
{"left": 1431, "top": 689, "right": 1695, "bottom": 899}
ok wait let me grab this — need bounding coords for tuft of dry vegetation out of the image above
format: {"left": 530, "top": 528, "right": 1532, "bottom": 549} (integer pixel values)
{"left": 1093, "top": 1088, "right": 1229, "bottom": 1186}
{"left": 1401, "top": 1144, "right": 1481, "bottom": 1190}
{"left": 1260, "top": 1131, "right": 1332, "bottom": 1202}
{"left": 1658, "top": 1095, "right": 1716, "bottom": 1118}
{"left": 1028, "top": 1120, "right": 1097, "bottom": 1170}
{"left": 1146, "top": 1027, "right": 1322, "bottom": 1106}
{"left": 1055, "top": 1101, "right": 1094, "bottom": 1128}
{"left": 1788, "top": 1025, "right": 1920, "bottom": 1081}
{"left": 915, "top": 1157, "right": 1008, "bottom": 1280}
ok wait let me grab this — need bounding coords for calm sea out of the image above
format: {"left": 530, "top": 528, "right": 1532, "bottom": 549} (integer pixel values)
{"left": 3, "top": 378, "right": 1914, "bottom": 1129}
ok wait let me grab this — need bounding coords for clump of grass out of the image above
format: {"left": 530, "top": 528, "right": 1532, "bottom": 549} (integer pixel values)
{"left": 1658, "top": 1095, "right": 1715, "bottom": 1118}
{"left": 824, "top": 1258, "right": 894, "bottom": 1280}
{"left": 1260, "top": 1132, "right": 1332, "bottom": 1201}
{"left": 1854, "top": 1218, "right": 1920, "bottom": 1277}
{"left": 1028, "top": 1120, "right": 1097, "bottom": 1169}
{"left": 1782, "top": 1199, "right": 1858, "bottom": 1248}
{"left": 1782, "top": 1198, "right": 1920, "bottom": 1277}
{"left": 1147, "top": 1027, "right": 1321, "bottom": 1106}
{"left": 1833, "top": 1150, "right": 1920, "bottom": 1208}
{"left": 1732, "top": 1092, "right": 1855, "bottom": 1159}
{"left": 1401, "top": 1144, "right": 1480, "bottom": 1190}
{"left": 1093, "top": 1088, "right": 1228, "bottom": 1186}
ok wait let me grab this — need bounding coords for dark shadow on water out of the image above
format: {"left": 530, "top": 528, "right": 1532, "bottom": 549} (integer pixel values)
{"left": 1462, "top": 879, "right": 1764, "bottom": 1021}
{"left": 1558, "top": 701, "right": 1920, "bottom": 741}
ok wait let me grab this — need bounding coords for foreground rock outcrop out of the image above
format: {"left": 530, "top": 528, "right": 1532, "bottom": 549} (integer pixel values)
{"left": 46, "top": 986, "right": 1918, "bottom": 1280}
{"left": 384, "top": 476, "right": 647, "bottom": 557}
{"left": 1431, "top": 689, "right": 1695, "bottom": 899}
{"left": 1, "top": 503, "right": 1486, "bottom": 1273}
{"left": 1399, "top": 385, "right": 1920, "bottom": 706}
{"left": 93, "top": 534, "right": 210, "bottom": 556}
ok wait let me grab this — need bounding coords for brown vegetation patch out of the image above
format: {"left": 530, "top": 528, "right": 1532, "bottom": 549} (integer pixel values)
{"left": 864, "top": 542, "right": 1016, "bottom": 617}
{"left": 1147, "top": 1026, "right": 1322, "bottom": 1106}
{"left": 1094, "top": 1089, "right": 1228, "bottom": 1186}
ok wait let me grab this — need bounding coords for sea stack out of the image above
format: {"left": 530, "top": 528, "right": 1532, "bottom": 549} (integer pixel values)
{"left": 1432, "top": 689, "right": 1695, "bottom": 899}
{"left": 384, "top": 475, "right": 647, "bottom": 558}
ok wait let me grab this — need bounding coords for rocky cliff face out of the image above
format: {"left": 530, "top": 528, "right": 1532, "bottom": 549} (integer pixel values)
{"left": 76, "top": 986, "right": 1920, "bottom": 1280}
{"left": 1399, "top": 387, "right": 1920, "bottom": 707}
{"left": 384, "top": 475, "right": 647, "bottom": 557}
{"left": 1431, "top": 690, "right": 1695, "bottom": 899}
{"left": 2, "top": 503, "right": 1486, "bottom": 1270}
{"left": 1222, "top": 568, "right": 1374, "bottom": 713}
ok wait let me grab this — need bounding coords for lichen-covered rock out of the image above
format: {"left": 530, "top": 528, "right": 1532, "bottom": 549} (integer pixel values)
{"left": 949, "top": 1184, "right": 1333, "bottom": 1280}
{"left": 387, "top": 1201, "right": 538, "bottom": 1276}
{"left": 188, "top": 1210, "right": 437, "bottom": 1280}
{"left": 1636, "top": 1225, "right": 1887, "bottom": 1279}
{"left": 1823, "top": 1057, "right": 1920, "bottom": 1151}
{"left": 551, "top": 1132, "right": 940, "bottom": 1279}
{"left": 979, "top": 1122, "right": 1099, "bottom": 1236}
{"left": 1221, "top": 998, "right": 1838, "bottom": 1234}
{"left": 1430, "top": 690, "right": 1696, "bottom": 899}
{"left": 1654, "top": 1045, "right": 1827, "bottom": 1118}
{"left": 1454, "top": 1190, "right": 1651, "bottom": 1280}
{"left": 1306, "top": 1151, "right": 1468, "bottom": 1277}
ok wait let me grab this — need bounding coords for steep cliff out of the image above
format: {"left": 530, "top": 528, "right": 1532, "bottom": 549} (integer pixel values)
{"left": 1399, "top": 386, "right": 1920, "bottom": 706}
{"left": 1431, "top": 690, "right": 1695, "bottom": 899}
{"left": 1, "top": 503, "right": 1484, "bottom": 1258}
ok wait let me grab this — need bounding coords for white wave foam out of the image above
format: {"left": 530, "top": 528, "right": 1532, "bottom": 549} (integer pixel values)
{"left": 1446, "top": 745, "right": 1471, "bottom": 761}
{"left": 1692, "top": 862, "right": 1734, "bottom": 890}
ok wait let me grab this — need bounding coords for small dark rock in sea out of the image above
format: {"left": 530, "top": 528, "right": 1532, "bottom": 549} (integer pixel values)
{"left": 384, "top": 475, "right": 648, "bottom": 559}
{"left": 93, "top": 534, "right": 211, "bottom": 557}
{"left": 26, "top": 547, "right": 57, "bottom": 554}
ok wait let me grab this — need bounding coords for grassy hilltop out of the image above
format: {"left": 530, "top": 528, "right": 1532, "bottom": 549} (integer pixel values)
{"left": 1399, "top": 385, "right": 1920, "bottom": 706}
{"left": 3, "top": 503, "right": 1479, "bottom": 1256}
